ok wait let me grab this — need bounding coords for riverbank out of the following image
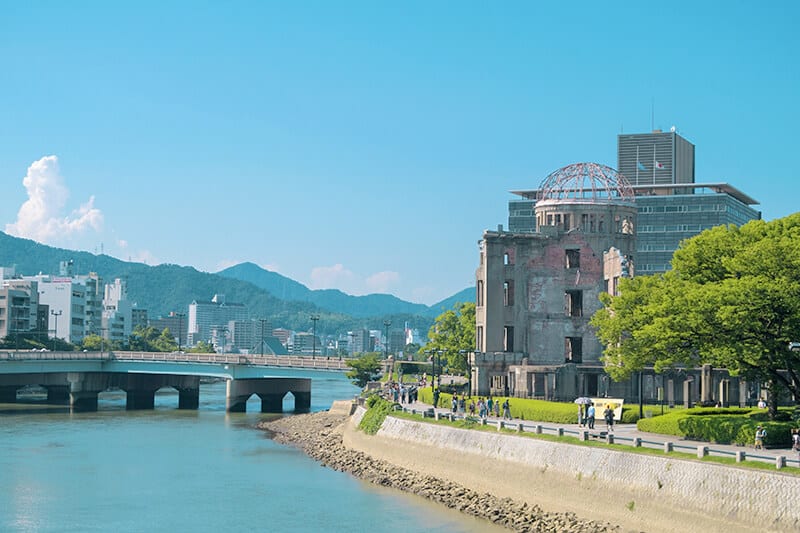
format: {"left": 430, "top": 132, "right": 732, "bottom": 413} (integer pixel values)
{"left": 260, "top": 407, "right": 622, "bottom": 532}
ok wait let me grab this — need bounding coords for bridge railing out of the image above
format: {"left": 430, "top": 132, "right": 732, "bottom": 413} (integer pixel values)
{"left": 0, "top": 349, "right": 350, "bottom": 371}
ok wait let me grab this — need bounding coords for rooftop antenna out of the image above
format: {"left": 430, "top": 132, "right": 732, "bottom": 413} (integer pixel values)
{"left": 650, "top": 97, "right": 655, "bottom": 132}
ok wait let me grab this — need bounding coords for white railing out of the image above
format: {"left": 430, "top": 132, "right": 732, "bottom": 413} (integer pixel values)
{"left": 0, "top": 349, "right": 350, "bottom": 371}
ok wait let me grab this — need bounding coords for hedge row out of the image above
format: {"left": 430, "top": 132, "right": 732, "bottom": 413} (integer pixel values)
{"left": 416, "top": 387, "right": 641, "bottom": 424}
{"left": 636, "top": 407, "right": 798, "bottom": 446}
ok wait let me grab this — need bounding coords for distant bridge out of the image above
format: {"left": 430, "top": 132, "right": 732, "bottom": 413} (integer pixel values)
{"left": 0, "top": 350, "right": 350, "bottom": 413}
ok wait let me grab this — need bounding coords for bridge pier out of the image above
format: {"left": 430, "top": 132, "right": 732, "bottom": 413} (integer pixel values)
{"left": 46, "top": 385, "right": 70, "bottom": 404}
{"left": 226, "top": 378, "right": 312, "bottom": 413}
{"left": 293, "top": 391, "right": 311, "bottom": 412}
{"left": 177, "top": 387, "right": 200, "bottom": 409}
{"left": 70, "top": 391, "right": 99, "bottom": 412}
{"left": 126, "top": 389, "right": 156, "bottom": 410}
{"left": 0, "top": 385, "right": 18, "bottom": 403}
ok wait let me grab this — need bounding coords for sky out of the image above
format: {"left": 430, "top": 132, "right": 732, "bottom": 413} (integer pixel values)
{"left": 1, "top": 2, "right": 798, "bottom": 305}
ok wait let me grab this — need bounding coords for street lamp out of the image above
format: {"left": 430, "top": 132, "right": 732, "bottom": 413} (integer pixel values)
{"left": 383, "top": 320, "right": 391, "bottom": 360}
{"left": 310, "top": 315, "right": 320, "bottom": 358}
{"left": 436, "top": 350, "right": 443, "bottom": 389}
{"left": 175, "top": 312, "right": 185, "bottom": 352}
{"left": 51, "top": 310, "right": 62, "bottom": 351}
{"left": 258, "top": 318, "right": 269, "bottom": 357}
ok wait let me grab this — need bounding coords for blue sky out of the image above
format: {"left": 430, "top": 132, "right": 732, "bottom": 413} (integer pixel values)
{"left": 1, "top": 2, "right": 797, "bottom": 304}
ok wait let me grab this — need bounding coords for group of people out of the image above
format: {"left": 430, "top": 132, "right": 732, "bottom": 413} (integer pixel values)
{"left": 578, "top": 401, "right": 616, "bottom": 432}
{"left": 450, "top": 394, "right": 512, "bottom": 420}
{"left": 385, "top": 382, "right": 417, "bottom": 404}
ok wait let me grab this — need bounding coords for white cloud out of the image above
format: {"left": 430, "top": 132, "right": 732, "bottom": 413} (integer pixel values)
{"left": 309, "top": 263, "right": 357, "bottom": 291}
{"left": 5, "top": 155, "right": 103, "bottom": 244}
{"left": 365, "top": 270, "right": 400, "bottom": 293}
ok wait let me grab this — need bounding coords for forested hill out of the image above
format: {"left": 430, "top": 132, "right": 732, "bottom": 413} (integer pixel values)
{"left": 217, "top": 262, "right": 475, "bottom": 318}
{"left": 0, "top": 232, "right": 470, "bottom": 333}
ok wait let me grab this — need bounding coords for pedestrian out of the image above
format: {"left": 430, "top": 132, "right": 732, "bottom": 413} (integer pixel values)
{"left": 433, "top": 388, "right": 440, "bottom": 408}
{"left": 754, "top": 426, "right": 766, "bottom": 450}
{"left": 502, "top": 398, "right": 511, "bottom": 420}
{"left": 451, "top": 395, "right": 458, "bottom": 414}
{"left": 577, "top": 404, "right": 584, "bottom": 427}
{"left": 792, "top": 428, "right": 800, "bottom": 451}
{"left": 757, "top": 398, "right": 767, "bottom": 409}
{"left": 587, "top": 402, "right": 596, "bottom": 430}
{"left": 603, "top": 405, "right": 614, "bottom": 432}
{"left": 494, "top": 399, "right": 500, "bottom": 417}
{"left": 487, "top": 396, "right": 494, "bottom": 416}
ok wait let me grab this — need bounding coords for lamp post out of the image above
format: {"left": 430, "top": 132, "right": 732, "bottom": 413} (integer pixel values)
{"left": 51, "top": 310, "right": 62, "bottom": 351}
{"left": 436, "top": 350, "right": 443, "bottom": 389}
{"left": 464, "top": 350, "right": 473, "bottom": 397}
{"left": 258, "top": 318, "right": 269, "bottom": 357}
{"left": 310, "top": 314, "right": 319, "bottom": 358}
{"left": 383, "top": 320, "right": 391, "bottom": 360}
{"left": 638, "top": 370, "right": 644, "bottom": 419}
{"left": 348, "top": 331, "right": 356, "bottom": 358}
{"left": 175, "top": 312, "right": 185, "bottom": 352}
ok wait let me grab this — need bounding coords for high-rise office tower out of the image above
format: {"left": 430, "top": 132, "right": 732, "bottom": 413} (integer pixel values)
{"left": 617, "top": 130, "right": 695, "bottom": 186}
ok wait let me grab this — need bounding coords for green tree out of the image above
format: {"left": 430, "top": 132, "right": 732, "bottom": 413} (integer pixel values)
{"left": 187, "top": 340, "right": 215, "bottom": 353}
{"left": 81, "top": 334, "right": 105, "bottom": 351}
{"left": 346, "top": 352, "right": 381, "bottom": 388}
{"left": 425, "top": 302, "right": 475, "bottom": 373}
{"left": 128, "top": 326, "right": 178, "bottom": 352}
{"left": 591, "top": 214, "right": 800, "bottom": 416}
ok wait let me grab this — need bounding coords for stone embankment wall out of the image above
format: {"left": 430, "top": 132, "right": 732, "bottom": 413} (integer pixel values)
{"left": 358, "top": 407, "right": 800, "bottom": 532}
{"left": 262, "top": 407, "right": 621, "bottom": 532}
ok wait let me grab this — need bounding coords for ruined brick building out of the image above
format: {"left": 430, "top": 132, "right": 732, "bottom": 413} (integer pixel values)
{"left": 474, "top": 162, "right": 637, "bottom": 401}
{"left": 472, "top": 161, "right": 763, "bottom": 407}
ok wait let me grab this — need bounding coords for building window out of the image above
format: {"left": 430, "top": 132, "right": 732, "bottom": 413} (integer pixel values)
{"left": 476, "top": 326, "right": 483, "bottom": 350}
{"left": 503, "top": 326, "right": 514, "bottom": 352}
{"left": 476, "top": 280, "right": 484, "bottom": 306}
{"left": 565, "top": 290, "right": 583, "bottom": 317}
{"left": 566, "top": 337, "right": 583, "bottom": 363}
{"left": 565, "top": 249, "right": 580, "bottom": 269}
{"left": 503, "top": 280, "right": 514, "bottom": 306}
{"left": 504, "top": 251, "right": 513, "bottom": 265}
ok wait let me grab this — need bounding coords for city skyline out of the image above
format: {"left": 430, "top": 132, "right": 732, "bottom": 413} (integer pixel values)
{"left": 1, "top": 2, "right": 797, "bottom": 305}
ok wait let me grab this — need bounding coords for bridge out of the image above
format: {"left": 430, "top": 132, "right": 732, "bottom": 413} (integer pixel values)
{"left": 0, "top": 350, "right": 349, "bottom": 413}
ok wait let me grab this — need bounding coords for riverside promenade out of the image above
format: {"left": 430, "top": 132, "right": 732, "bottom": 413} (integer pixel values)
{"left": 399, "top": 399, "right": 800, "bottom": 469}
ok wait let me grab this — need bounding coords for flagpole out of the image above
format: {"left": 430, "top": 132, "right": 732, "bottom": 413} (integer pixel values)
{"left": 653, "top": 144, "right": 656, "bottom": 182}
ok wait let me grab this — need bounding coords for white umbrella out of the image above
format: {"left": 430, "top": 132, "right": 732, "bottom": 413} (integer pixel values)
{"left": 574, "top": 397, "right": 592, "bottom": 404}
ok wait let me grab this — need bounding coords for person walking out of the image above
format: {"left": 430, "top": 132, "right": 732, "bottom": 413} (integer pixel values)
{"left": 502, "top": 398, "right": 511, "bottom": 420}
{"left": 603, "top": 405, "right": 614, "bottom": 432}
{"left": 586, "top": 402, "right": 596, "bottom": 430}
{"left": 754, "top": 426, "right": 766, "bottom": 450}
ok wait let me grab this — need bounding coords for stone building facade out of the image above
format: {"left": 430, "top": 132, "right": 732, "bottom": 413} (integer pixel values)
{"left": 473, "top": 162, "right": 760, "bottom": 407}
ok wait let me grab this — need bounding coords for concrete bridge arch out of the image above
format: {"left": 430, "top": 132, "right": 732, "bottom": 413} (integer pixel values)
{"left": 225, "top": 378, "right": 311, "bottom": 413}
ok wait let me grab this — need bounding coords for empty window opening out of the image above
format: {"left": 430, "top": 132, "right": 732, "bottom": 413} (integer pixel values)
{"left": 503, "top": 280, "right": 514, "bottom": 306}
{"left": 565, "top": 249, "right": 580, "bottom": 269}
{"left": 565, "top": 290, "right": 583, "bottom": 317}
{"left": 503, "top": 326, "right": 514, "bottom": 352}
{"left": 566, "top": 337, "right": 583, "bottom": 363}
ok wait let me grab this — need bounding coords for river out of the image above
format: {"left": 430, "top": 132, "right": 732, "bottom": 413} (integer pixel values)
{"left": 0, "top": 371, "right": 501, "bottom": 532}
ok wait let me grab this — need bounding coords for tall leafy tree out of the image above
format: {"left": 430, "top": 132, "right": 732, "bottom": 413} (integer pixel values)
{"left": 346, "top": 352, "right": 381, "bottom": 388}
{"left": 591, "top": 214, "right": 800, "bottom": 415}
{"left": 425, "top": 302, "right": 475, "bottom": 373}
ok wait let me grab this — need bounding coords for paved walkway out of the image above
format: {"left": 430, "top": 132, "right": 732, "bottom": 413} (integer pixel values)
{"left": 395, "top": 399, "right": 800, "bottom": 467}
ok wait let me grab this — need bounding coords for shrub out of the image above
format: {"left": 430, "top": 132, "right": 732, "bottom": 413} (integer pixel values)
{"left": 359, "top": 397, "right": 395, "bottom": 435}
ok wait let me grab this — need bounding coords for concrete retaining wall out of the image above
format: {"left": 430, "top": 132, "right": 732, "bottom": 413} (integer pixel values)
{"left": 362, "top": 408, "right": 799, "bottom": 530}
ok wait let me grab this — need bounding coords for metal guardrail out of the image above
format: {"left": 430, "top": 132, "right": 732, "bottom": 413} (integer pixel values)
{"left": 0, "top": 350, "right": 350, "bottom": 371}
{"left": 396, "top": 406, "right": 800, "bottom": 470}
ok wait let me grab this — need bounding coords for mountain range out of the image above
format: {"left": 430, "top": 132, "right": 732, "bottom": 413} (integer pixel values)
{"left": 0, "top": 231, "right": 473, "bottom": 334}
